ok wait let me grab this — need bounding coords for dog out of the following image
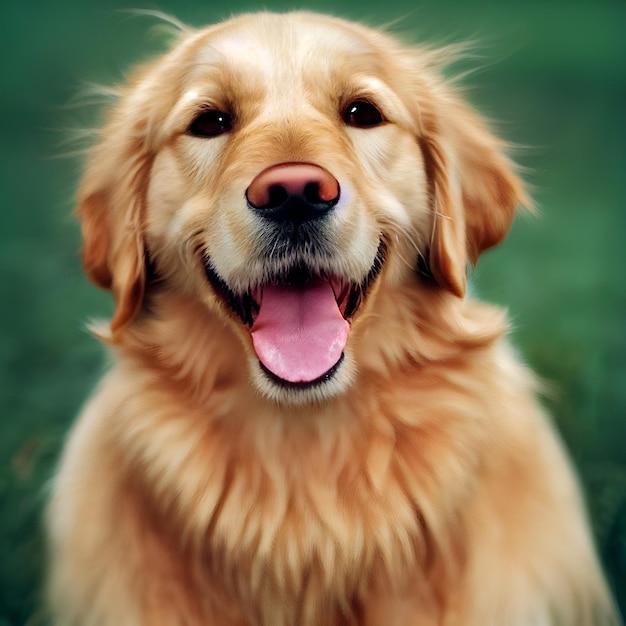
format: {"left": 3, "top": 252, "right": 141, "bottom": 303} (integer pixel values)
{"left": 46, "top": 11, "right": 620, "bottom": 625}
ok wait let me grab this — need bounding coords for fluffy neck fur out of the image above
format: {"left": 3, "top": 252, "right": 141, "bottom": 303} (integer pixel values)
{"left": 97, "top": 284, "right": 508, "bottom": 622}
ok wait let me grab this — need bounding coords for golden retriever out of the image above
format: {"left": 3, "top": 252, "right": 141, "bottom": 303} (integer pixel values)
{"left": 46, "top": 11, "right": 620, "bottom": 626}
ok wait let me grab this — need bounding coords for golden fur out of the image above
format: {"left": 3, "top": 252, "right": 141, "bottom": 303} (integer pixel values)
{"left": 47, "top": 12, "right": 619, "bottom": 625}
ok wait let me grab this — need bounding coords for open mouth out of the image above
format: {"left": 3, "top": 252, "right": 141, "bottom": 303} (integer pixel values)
{"left": 203, "top": 241, "right": 387, "bottom": 388}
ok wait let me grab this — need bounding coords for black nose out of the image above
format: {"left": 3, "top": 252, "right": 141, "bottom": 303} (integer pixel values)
{"left": 246, "top": 163, "right": 340, "bottom": 222}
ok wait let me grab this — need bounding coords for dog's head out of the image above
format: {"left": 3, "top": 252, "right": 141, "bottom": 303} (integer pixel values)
{"left": 77, "top": 12, "right": 527, "bottom": 402}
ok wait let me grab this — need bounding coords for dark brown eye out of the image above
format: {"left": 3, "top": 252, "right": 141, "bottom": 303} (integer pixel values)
{"left": 343, "top": 100, "right": 384, "bottom": 128}
{"left": 188, "top": 109, "right": 232, "bottom": 137}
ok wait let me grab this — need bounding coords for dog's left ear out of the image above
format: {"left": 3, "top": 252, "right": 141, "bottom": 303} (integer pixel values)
{"left": 419, "top": 93, "right": 529, "bottom": 297}
{"left": 76, "top": 100, "right": 154, "bottom": 336}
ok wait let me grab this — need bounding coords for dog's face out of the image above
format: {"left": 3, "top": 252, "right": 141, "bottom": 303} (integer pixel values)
{"left": 78, "top": 12, "right": 526, "bottom": 403}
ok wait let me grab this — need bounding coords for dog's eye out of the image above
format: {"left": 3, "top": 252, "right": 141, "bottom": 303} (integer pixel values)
{"left": 188, "top": 109, "right": 232, "bottom": 137}
{"left": 343, "top": 100, "right": 384, "bottom": 128}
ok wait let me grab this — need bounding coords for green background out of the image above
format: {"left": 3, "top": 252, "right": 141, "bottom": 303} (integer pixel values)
{"left": 1, "top": 0, "right": 624, "bottom": 623}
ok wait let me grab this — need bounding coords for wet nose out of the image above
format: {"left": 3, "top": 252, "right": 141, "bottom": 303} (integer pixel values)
{"left": 246, "top": 163, "right": 340, "bottom": 223}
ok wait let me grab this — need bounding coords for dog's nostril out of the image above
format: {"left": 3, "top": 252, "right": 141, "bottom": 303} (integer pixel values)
{"left": 267, "top": 185, "right": 289, "bottom": 209}
{"left": 303, "top": 182, "right": 322, "bottom": 204}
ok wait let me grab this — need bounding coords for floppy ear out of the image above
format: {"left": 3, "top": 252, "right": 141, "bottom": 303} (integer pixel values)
{"left": 77, "top": 110, "right": 153, "bottom": 335}
{"left": 420, "top": 96, "right": 529, "bottom": 297}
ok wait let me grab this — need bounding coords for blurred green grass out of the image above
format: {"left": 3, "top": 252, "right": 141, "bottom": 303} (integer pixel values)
{"left": 1, "top": 1, "right": 624, "bottom": 623}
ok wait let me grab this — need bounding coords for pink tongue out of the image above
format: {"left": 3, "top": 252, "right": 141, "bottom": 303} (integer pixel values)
{"left": 250, "top": 282, "right": 349, "bottom": 383}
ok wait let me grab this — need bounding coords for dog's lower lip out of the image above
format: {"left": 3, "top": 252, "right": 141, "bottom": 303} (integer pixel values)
{"left": 259, "top": 352, "right": 345, "bottom": 388}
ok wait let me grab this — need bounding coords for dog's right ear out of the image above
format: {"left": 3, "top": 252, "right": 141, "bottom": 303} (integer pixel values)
{"left": 76, "top": 104, "right": 153, "bottom": 336}
{"left": 406, "top": 49, "right": 530, "bottom": 298}
{"left": 418, "top": 102, "right": 528, "bottom": 298}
